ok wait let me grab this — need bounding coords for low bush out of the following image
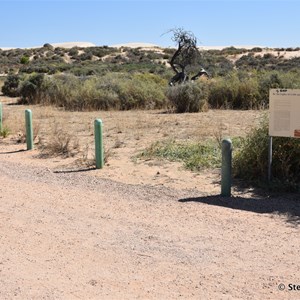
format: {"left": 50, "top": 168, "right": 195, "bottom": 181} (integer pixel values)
{"left": 118, "top": 73, "right": 168, "bottom": 109}
{"left": 20, "top": 55, "right": 30, "bottom": 64}
{"left": 208, "top": 70, "right": 300, "bottom": 109}
{"left": 22, "top": 73, "right": 168, "bottom": 111}
{"left": 19, "top": 73, "right": 45, "bottom": 104}
{"left": 166, "top": 81, "right": 208, "bottom": 113}
{"left": 208, "top": 75, "right": 239, "bottom": 109}
{"left": 1, "top": 74, "right": 20, "bottom": 97}
{"left": 233, "top": 116, "right": 300, "bottom": 190}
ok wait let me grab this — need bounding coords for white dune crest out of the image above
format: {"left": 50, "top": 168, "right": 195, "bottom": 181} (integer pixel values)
{"left": 49, "top": 42, "right": 96, "bottom": 48}
{"left": 0, "top": 41, "right": 96, "bottom": 50}
{"left": 110, "top": 42, "right": 161, "bottom": 48}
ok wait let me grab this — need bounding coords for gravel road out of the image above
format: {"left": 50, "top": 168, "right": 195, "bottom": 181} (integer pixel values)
{"left": 1, "top": 150, "right": 300, "bottom": 299}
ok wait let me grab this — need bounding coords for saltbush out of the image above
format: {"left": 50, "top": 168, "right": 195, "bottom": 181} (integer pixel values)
{"left": 166, "top": 81, "right": 208, "bottom": 113}
{"left": 21, "top": 73, "right": 168, "bottom": 111}
{"left": 1, "top": 74, "right": 20, "bottom": 97}
{"left": 233, "top": 116, "right": 300, "bottom": 190}
{"left": 208, "top": 70, "right": 300, "bottom": 109}
{"left": 19, "top": 73, "right": 45, "bottom": 104}
{"left": 118, "top": 73, "right": 167, "bottom": 109}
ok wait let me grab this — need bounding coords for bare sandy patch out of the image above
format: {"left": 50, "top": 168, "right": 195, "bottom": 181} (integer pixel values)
{"left": 1, "top": 96, "right": 299, "bottom": 299}
{"left": 0, "top": 96, "right": 264, "bottom": 194}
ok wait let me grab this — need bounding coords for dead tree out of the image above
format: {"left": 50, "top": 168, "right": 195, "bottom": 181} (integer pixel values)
{"left": 168, "top": 28, "right": 208, "bottom": 86}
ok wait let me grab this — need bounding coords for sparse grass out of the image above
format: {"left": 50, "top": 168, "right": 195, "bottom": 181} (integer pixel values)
{"left": 2, "top": 112, "right": 26, "bottom": 142}
{"left": 104, "top": 146, "right": 113, "bottom": 164}
{"left": 0, "top": 126, "right": 10, "bottom": 138}
{"left": 0, "top": 76, "right": 5, "bottom": 90}
{"left": 0, "top": 100, "right": 265, "bottom": 190}
{"left": 139, "top": 139, "right": 222, "bottom": 171}
{"left": 7, "top": 118, "right": 40, "bottom": 144}
{"left": 140, "top": 135, "right": 244, "bottom": 172}
{"left": 38, "top": 124, "right": 80, "bottom": 158}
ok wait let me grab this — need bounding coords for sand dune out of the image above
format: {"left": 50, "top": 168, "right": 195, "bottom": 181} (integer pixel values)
{"left": 0, "top": 41, "right": 96, "bottom": 50}
{"left": 2, "top": 42, "right": 300, "bottom": 62}
{"left": 110, "top": 42, "right": 162, "bottom": 49}
{"left": 199, "top": 45, "right": 265, "bottom": 50}
{"left": 49, "top": 42, "right": 96, "bottom": 48}
{"left": 0, "top": 41, "right": 279, "bottom": 51}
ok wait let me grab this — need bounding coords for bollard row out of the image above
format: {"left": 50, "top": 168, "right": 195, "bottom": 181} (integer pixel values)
{"left": 2, "top": 103, "right": 232, "bottom": 192}
{"left": 1, "top": 104, "right": 105, "bottom": 170}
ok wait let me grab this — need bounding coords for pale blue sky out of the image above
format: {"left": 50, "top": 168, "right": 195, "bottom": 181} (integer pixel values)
{"left": 1, "top": 0, "right": 300, "bottom": 48}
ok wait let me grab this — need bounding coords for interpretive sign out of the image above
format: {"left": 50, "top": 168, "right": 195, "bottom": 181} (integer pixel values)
{"left": 269, "top": 89, "right": 300, "bottom": 137}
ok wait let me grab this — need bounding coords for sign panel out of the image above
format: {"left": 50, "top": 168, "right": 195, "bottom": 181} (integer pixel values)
{"left": 269, "top": 89, "right": 300, "bottom": 137}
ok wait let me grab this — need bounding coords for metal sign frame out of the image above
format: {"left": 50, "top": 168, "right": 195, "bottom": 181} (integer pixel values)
{"left": 268, "top": 89, "right": 300, "bottom": 181}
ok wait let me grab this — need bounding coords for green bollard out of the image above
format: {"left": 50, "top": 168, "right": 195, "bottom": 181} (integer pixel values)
{"left": 221, "top": 138, "right": 232, "bottom": 197}
{"left": 25, "top": 109, "right": 33, "bottom": 150}
{"left": 94, "top": 119, "right": 104, "bottom": 169}
{"left": 0, "top": 102, "right": 2, "bottom": 132}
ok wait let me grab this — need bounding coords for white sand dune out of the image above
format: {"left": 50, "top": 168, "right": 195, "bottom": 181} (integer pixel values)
{"left": 0, "top": 41, "right": 96, "bottom": 50}
{"left": 110, "top": 42, "right": 161, "bottom": 48}
{"left": 0, "top": 41, "right": 281, "bottom": 51}
{"left": 199, "top": 45, "right": 265, "bottom": 50}
{"left": 2, "top": 42, "right": 300, "bottom": 61}
{"left": 49, "top": 42, "right": 96, "bottom": 48}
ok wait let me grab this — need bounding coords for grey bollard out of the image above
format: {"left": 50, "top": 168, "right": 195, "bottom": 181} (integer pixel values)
{"left": 221, "top": 138, "right": 232, "bottom": 197}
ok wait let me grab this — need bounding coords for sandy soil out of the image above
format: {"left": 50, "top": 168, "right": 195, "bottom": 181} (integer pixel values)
{"left": 1, "top": 97, "right": 300, "bottom": 299}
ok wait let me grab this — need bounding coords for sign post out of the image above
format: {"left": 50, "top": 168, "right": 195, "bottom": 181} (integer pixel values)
{"left": 269, "top": 89, "right": 300, "bottom": 181}
{"left": 268, "top": 136, "right": 272, "bottom": 182}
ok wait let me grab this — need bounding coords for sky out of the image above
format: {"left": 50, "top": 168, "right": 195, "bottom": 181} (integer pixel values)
{"left": 1, "top": 0, "right": 300, "bottom": 48}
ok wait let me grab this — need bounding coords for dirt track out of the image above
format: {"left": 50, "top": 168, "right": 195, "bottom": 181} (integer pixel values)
{"left": 1, "top": 144, "right": 300, "bottom": 299}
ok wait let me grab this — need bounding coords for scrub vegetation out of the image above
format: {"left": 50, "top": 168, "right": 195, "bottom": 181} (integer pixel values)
{"left": 2, "top": 44, "right": 300, "bottom": 190}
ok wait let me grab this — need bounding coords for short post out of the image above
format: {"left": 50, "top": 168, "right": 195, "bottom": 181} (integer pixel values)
{"left": 94, "top": 119, "right": 104, "bottom": 169}
{"left": 25, "top": 109, "right": 33, "bottom": 150}
{"left": 268, "top": 136, "right": 273, "bottom": 182}
{"left": 0, "top": 102, "right": 2, "bottom": 132}
{"left": 221, "top": 138, "right": 232, "bottom": 197}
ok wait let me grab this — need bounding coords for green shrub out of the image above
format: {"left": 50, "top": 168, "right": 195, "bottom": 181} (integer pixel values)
{"left": 208, "top": 72, "right": 261, "bottom": 109}
{"left": 235, "top": 77, "right": 260, "bottom": 109}
{"left": 208, "top": 75, "right": 239, "bottom": 109}
{"left": 19, "top": 73, "right": 45, "bottom": 104}
{"left": 220, "top": 47, "right": 248, "bottom": 56}
{"left": 233, "top": 116, "right": 300, "bottom": 190}
{"left": 32, "top": 73, "right": 168, "bottom": 111}
{"left": 167, "top": 81, "right": 208, "bottom": 113}
{"left": 68, "top": 47, "right": 79, "bottom": 57}
{"left": 207, "top": 70, "right": 300, "bottom": 110}
{"left": 258, "top": 71, "right": 283, "bottom": 104}
{"left": 118, "top": 73, "right": 168, "bottom": 110}
{"left": 1, "top": 74, "right": 20, "bottom": 97}
{"left": 20, "top": 55, "right": 30, "bottom": 64}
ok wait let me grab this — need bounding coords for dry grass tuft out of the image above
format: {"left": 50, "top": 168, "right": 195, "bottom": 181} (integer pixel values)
{"left": 39, "top": 124, "right": 80, "bottom": 158}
